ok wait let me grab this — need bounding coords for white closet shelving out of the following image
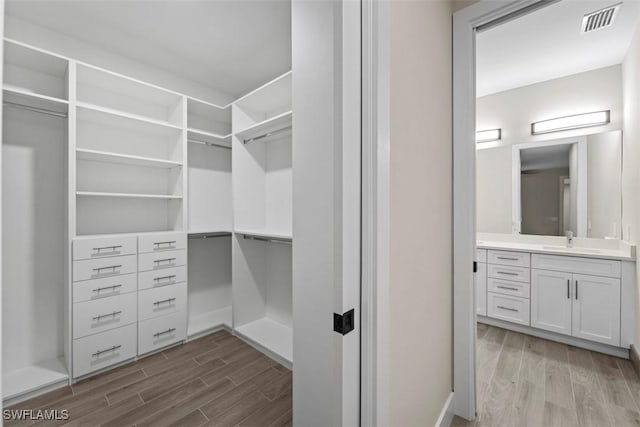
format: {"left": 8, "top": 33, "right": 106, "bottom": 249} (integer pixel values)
{"left": 232, "top": 72, "right": 293, "bottom": 367}
{"left": 2, "top": 39, "right": 70, "bottom": 400}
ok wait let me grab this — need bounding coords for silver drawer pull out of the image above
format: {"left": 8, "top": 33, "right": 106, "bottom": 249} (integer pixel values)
{"left": 92, "top": 245, "right": 122, "bottom": 254}
{"left": 154, "top": 328, "right": 176, "bottom": 338}
{"left": 92, "top": 344, "right": 121, "bottom": 357}
{"left": 153, "top": 258, "right": 176, "bottom": 266}
{"left": 93, "top": 310, "right": 122, "bottom": 321}
{"left": 497, "top": 271, "right": 518, "bottom": 276}
{"left": 154, "top": 241, "right": 176, "bottom": 249}
{"left": 93, "top": 284, "right": 122, "bottom": 293}
{"left": 154, "top": 298, "right": 176, "bottom": 306}
{"left": 497, "top": 285, "right": 519, "bottom": 291}
{"left": 92, "top": 265, "right": 122, "bottom": 273}
{"left": 497, "top": 305, "right": 518, "bottom": 312}
{"left": 154, "top": 275, "right": 176, "bottom": 284}
{"left": 497, "top": 256, "right": 519, "bottom": 261}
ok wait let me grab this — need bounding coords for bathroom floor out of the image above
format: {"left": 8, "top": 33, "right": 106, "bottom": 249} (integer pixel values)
{"left": 453, "top": 323, "right": 640, "bottom": 427}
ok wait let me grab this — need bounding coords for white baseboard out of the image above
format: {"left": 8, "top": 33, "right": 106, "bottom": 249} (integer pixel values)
{"left": 435, "top": 392, "right": 455, "bottom": 427}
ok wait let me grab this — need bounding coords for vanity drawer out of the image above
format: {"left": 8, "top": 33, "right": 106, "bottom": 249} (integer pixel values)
{"left": 73, "top": 255, "right": 137, "bottom": 282}
{"left": 73, "top": 293, "right": 137, "bottom": 339}
{"left": 138, "top": 282, "right": 187, "bottom": 321}
{"left": 138, "top": 310, "right": 187, "bottom": 355}
{"left": 488, "top": 250, "right": 530, "bottom": 267}
{"left": 487, "top": 292, "right": 530, "bottom": 325}
{"left": 139, "top": 233, "right": 187, "bottom": 254}
{"left": 488, "top": 277, "right": 530, "bottom": 299}
{"left": 138, "top": 266, "right": 187, "bottom": 290}
{"left": 531, "top": 254, "right": 621, "bottom": 278}
{"left": 73, "top": 273, "right": 137, "bottom": 303}
{"left": 138, "top": 250, "right": 186, "bottom": 273}
{"left": 73, "top": 323, "right": 137, "bottom": 378}
{"left": 475, "top": 249, "right": 487, "bottom": 263}
{"left": 73, "top": 236, "right": 137, "bottom": 261}
{"left": 488, "top": 264, "right": 530, "bottom": 283}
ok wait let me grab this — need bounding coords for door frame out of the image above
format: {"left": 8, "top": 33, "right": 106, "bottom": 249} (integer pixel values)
{"left": 452, "top": 0, "right": 555, "bottom": 420}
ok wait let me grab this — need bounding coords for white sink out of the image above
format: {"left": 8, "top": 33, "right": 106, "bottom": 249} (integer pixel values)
{"left": 542, "top": 245, "right": 603, "bottom": 254}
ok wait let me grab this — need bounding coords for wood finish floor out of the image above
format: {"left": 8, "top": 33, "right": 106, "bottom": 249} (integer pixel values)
{"left": 6, "top": 330, "right": 292, "bottom": 427}
{"left": 453, "top": 323, "right": 640, "bottom": 427}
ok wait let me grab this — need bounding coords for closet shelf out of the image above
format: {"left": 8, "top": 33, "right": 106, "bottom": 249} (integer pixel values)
{"left": 3, "top": 357, "right": 68, "bottom": 401}
{"left": 77, "top": 148, "right": 182, "bottom": 169}
{"left": 188, "top": 231, "right": 232, "bottom": 239}
{"left": 234, "top": 111, "right": 292, "bottom": 144}
{"left": 3, "top": 85, "right": 69, "bottom": 114}
{"left": 235, "top": 318, "right": 292, "bottom": 367}
{"left": 188, "top": 307, "right": 232, "bottom": 338}
{"left": 187, "top": 129, "right": 232, "bottom": 148}
{"left": 77, "top": 102, "right": 183, "bottom": 131}
{"left": 235, "top": 229, "right": 292, "bottom": 243}
{"left": 77, "top": 191, "right": 183, "bottom": 200}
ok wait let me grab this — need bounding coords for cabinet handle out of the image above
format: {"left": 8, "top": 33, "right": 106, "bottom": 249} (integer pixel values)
{"left": 575, "top": 280, "right": 579, "bottom": 300}
{"left": 93, "top": 284, "right": 122, "bottom": 293}
{"left": 497, "top": 271, "right": 518, "bottom": 276}
{"left": 153, "top": 258, "right": 176, "bottom": 266}
{"left": 153, "top": 241, "right": 176, "bottom": 249}
{"left": 92, "top": 265, "right": 122, "bottom": 273}
{"left": 153, "top": 298, "right": 176, "bottom": 306}
{"left": 497, "top": 285, "right": 518, "bottom": 291}
{"left": 93, "top": 310, "right": 122, "bottom": 321}
{"left": 153, "top": 275, "right": 176, "bottom": 285}
{"left": 153, "top": 328, "right": 176, "bottom": 338}
{"left": 497, "top": 256, "right": 519, "bottom": 261}
{"left": 497, "top": 305, "right": 518, "bottom": 312}
{"left": 92, "top": 344, "right": 121, "bottom": 357}
{"left": 92, "top": 245, "right": 123, "bottom": 254}
{"left": 567, "top": 279, "right": 570, "bottom": 299}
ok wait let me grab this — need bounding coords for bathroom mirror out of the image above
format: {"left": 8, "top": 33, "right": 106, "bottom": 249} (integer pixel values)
{"left": 476, "top": 130, "right": 622, "bottom": 239}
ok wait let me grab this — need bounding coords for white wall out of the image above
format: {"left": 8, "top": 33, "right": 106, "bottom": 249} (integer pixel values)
{"left": 587, "top": 131, "right": 622, "bottom": 238}
{"left": 389, "top": 1, "right": 453, "bottom": 425}
{"left": 476, "top": 146, "right": 512, "bottom": 233}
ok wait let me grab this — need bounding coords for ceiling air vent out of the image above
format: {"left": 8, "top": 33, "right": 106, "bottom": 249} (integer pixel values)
{"left": 581, "top": 3, "right": 621, "bottom": 34}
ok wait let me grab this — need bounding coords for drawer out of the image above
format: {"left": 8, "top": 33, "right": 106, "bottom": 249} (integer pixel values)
{"left": 73, "top": 323, "right": 136, "bottom": 378}
{"left": 488, "top": 277, "right": 530, "bottom": 299}
{"left": 531, "top": 254, "right": 621, "bottom": 278}
{"left": 138, "top": 266, "right": 187, "bottom": 290}
{"left": 138, "top": 310, "right": 187, "bottom": 355}
{"left": 73, "top": 273, "right": 137, "bottom": 303}
{"left": 475, "top": 249, "right": 487, "bottom": 263}
{"left": 139, "top": 233, "right": 187, "bottom": 254}
{"left": 488, "top": 264, "right": 530, "bottom": 283}
{"left": 73, "top": 236, "right": 137, "bottom": 261}
{"left": 488, "top": 250, "right": 530, "bottom": 268}
{"left": 138, "top": 250, "right": 186, "bottom": 272}
{"left": 73, "top": 255, "right": 137, "bottom": 282}
{"left": 487, "top": 292, "right": 530, "bottom": 325}
{"left": 138, "top": 282, "right": 187, "bottom": 321}
{"left": 73, "top": 293, "right": 137, "bottom": 339}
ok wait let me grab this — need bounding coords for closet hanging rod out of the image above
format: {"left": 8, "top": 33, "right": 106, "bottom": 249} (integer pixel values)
{"left": 187, "top": 138, "right": 232, "bottom": 150}
{"left": 188, "top": 232, "right": 232, "bottom": 240}
{"left": 242, "top": 126, "right": 292, "bottom": 144}
{"left": 242, "top": 235, "right": 292, "bottom": 245}
{"left": 3, "top": 101, "right": 68, "bottom": 118}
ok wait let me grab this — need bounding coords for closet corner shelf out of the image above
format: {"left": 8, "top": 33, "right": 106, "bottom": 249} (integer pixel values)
{"left": 76, "top": 191, "right": 183, "bottom": 200}
{"left": 234, "top": 111, "right": 292, "bottom": 144}
{"left": 3, "top": 85, "right": 69, "bottom": 114}
{"left": 77, "top": 148, "right": 182, "bottom": 169}
{"left": 234, "top": 229, "right": 292, "bottom": 243}
{"left": 188, "top": 307, "right": 232, "bottom": 338}
{"left": 187, "top": 128, "right": 232, "bottom": 148}
{"left": 234, "top": 318, "right": 292, "bottom": 367}
{"left": 3, "top": 357, "right": 68, "bottom": 401}
{"left": 76, "top": 102, "right": 182, "bottom": 131}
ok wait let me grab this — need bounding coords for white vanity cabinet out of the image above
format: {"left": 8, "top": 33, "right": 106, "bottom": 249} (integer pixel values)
{"left": 475, "top": 249, "right": 487, "bottom": 316}
{"left": 531, "top": 269, "right": 573, "bottom": 336}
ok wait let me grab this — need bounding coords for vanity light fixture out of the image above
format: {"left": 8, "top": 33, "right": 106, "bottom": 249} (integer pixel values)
{"left": 476, "top": 128, "right": 501, "bottom": 143}
{"left": 531, "top": 110, "right": 610, "bottom": 135}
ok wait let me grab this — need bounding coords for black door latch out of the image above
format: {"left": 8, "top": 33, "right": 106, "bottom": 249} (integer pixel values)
{"left": 334, "top": 309, "right": 355, "bottom": 335}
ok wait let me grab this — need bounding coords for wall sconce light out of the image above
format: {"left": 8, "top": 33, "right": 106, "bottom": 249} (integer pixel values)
{"left": 476, "top": 128, "right": 501, "bottom": 143}
{"left": 531, "top": 110, "right": 610, "bottom": 135}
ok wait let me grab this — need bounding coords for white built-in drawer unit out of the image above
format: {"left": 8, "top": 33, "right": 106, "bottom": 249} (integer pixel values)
{"left": 475, "top": 249, "right": 487, "bottom": 263}
{"left": 488, "top": 277, "right": 530, "bottom": 298}
{"left": 73, "top": 323, "right": 137, "bottom": 378}
{"left": 73, "top": 255, "right": 137, "bottom": 282}
{"left": 487, "top": 293, "right": 530, "bottom": 325}
{"left": 488, "top": 250, "right": 530, "bottom": 267}
{"left": 138, "top": 310, "right": 187, "bottom": 355}
{"left": 138, "top": 282, "right": 188, "bottom": 321}
{"left": 531, "top": 254, "right": 621, "bottom": 278}
{"left": 138, "top": 249, "right": 187, "bottom": 272}
{"left": 73, "top": 273, "right": 137, "bottom": 303}
{"left": 139, "top": 232, "right": 187, "bottom": 254}
{"left": 138, "top": 266, "right": 187, "bottom": 290}
{"left": 73, "top": 293, "right": 137, "bottom": 338}
{"left": 73, "top": 235, "right": 137, "bottom": 260}
{"left": 487, "top": 264, "right": 530, "bottom": 283}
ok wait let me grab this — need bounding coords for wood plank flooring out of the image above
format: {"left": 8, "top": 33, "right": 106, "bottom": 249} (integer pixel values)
{"left": 453, "top": 323, "right": 640, "bottom": 427}
{"left": 5, "top": 330, "right": 292, "bottom": 427}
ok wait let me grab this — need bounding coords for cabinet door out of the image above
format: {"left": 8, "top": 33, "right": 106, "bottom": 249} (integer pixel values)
{"left": 572, "top": 274, "right": 620, "bottom": 346}
{"left": 476, "top": 263, "right": 487, "bottom": 316}
{"left": 531, "top": 269, "right": 572, "bottom": 335}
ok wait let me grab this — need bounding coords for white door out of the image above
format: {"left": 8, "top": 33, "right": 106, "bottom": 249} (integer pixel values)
{"left": 476, "top": 263, "right": 487, "bottom": 316}
{"left": 531, "top": 269, "right": 572, "bottom": 335}
{"left": 572, "top": 273, "right": 621, "bottom": 346}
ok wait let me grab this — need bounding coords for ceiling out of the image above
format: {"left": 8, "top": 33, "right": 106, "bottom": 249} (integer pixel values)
{"left": 476, "top": 0, "right": 640, "bottom": 97}
{"left": 6, "top": 0, "right": 292, "bottom": 100}
{"left": 521, "top": 144, "right": 571, "bottom": 171}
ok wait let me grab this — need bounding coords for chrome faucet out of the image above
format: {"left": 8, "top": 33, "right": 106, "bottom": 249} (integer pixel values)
{"left": 566, "top": 231, "right": 574, "bottom": 248}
